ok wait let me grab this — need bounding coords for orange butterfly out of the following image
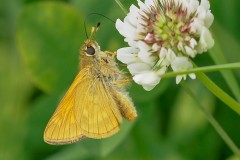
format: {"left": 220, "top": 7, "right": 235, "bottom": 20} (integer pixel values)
{"left": 44, "top": 27, "right": 137, "bottom": 145}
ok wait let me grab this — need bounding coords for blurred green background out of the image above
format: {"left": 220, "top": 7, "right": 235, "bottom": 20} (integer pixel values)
{"left": 1, "top": 0, "right": 240, "bottom": 159}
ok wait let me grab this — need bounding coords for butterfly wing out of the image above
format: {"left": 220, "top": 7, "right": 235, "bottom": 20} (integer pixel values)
{"left": 74, "top": 68, "right": 122, "bottom": 139}
{"left": 44, "top": 68, "right": 89, "bottom": 145}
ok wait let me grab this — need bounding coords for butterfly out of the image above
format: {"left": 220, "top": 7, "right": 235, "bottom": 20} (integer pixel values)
{"left": 44, "top": 27, "right": 137, "bottom": 145}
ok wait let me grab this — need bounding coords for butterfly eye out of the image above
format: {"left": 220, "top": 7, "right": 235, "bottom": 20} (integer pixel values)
{"left": 86, "top": 46, "right": 95, "bottom": 56}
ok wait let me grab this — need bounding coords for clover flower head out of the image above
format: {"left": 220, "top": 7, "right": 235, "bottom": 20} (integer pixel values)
{"left": 116, "top": 0, "right": 214, "bottom": 91}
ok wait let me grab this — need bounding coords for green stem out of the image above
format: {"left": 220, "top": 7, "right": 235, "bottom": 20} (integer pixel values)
{"left": 161, "top": 62, "right": 240, "bottom": 79}
{"left": 114, "top": 0, "right": 128, "bottom": 15}
{"left": 161, "top": 62, "right": 240, "bottom": 115}
{"left": 182, "top": 83, "right": 240, "bottom": 157}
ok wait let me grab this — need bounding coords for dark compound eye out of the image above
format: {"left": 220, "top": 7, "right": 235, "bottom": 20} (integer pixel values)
{"left": 86, "top": 46, "right": 95, "bottom": 55}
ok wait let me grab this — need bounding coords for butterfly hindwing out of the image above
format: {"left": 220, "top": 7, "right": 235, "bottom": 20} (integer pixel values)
{"left": 74, "top": 68, "right": 122, "bottom": 139}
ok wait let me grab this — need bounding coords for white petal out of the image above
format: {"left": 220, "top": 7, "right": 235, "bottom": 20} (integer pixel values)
{"left": 205, "top": 11, "right": 214, "bottom": 27}
{"left": 190, "top": 18, "right": 204, "bottom": 34}
{"left": 145, "top": 0, "right": 155, "bottom": 8}
{"left": 198, "top": 27, "right": 215, "bottom": 52}
{"left": 171, "top": 57, "right": 195, "bottom": 84}
{"left": 152, "top": 43, "right": 160, "bottom": 52}
{"left": 136, "top": 41, "right": 151, "bottom": 51}
{"left": 117, "top": 47, "right": 139, "bottom": 64}
{"left": 185, "top": 0, "right": 199, "bottom": 15}
{"left": 115, "top": 19, "right": 137, "bottom": 40}
{"left": 171, "top": 57, "right": 193, "bottom": 72}
{"left": 176, "top": 75, "right": 183, "bottom": 84}
{"left": 133, "top": 71, "right": 161, "bottom": 91}
{"left": 128, "top": 5, "right": 140, "bottom": 26}
{"left": 177, "top": 42, "right": 184, "bottom": 52}
{"left": 166, "top": 49, "right": 176, "bottom": 62}
{"left": 142, "top": 85, "right": 156, "bottom": 91}
{"left": 200, "top": 0, "right": 210, "bottom": 10}
{"left": 124, "top": 38, "right": 137, "bottom": 47}
{"left": 127, "top": 62, "right": 151, "bottom": 75}
{"left": 197, "top": 5, "right": 207, "bottom": 20}
{"left": 189, "top": 73, "right": 196, "bottom": 79}
{"left": 138, "top": 50, "right": 157, "bottom": 66}
{"left": 190, "top": 38, "right": 197, "bottom": 48}
{"left": 185, "top": 46, "right": 197, "bottom": 58}
{"left": 159, "top": 47, "right": 168, "bottom": 59}
{"left": 137, "top": 0, "right": 148, "bottom": 12}
{"left": 156, "top": 66, "right": 167, "bottom": 75}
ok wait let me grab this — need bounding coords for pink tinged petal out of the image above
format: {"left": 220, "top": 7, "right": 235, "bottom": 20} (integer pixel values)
{"left": 144, "top": 33, "right": 154, "bottom": 43}
{"left": 117, "top": 47, "right": 139, "bottom": 64}
{"left": 127, "top": 63, "right": 151, "bottom": 75}
{"left": 133, "top": 71, "right": 161, "bottom": 91}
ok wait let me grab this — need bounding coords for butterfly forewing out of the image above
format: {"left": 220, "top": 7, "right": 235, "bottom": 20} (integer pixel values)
{"left": 74, "top": 68, "right": 122, "bottom": 139}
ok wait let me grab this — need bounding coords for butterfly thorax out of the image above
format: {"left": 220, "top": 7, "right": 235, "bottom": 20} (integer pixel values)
{"left": 80, "top": 40, "right": 126, "bottom": 87}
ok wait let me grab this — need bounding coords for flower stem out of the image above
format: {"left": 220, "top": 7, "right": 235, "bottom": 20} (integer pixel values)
{"left": 161, "top": 63, "right": 240, "bottom": 79}
{"left": 182, "top": 82, "right": 240, "bottom": 158}
{"left": 114, "top": 0, "right": 128, "bottom": 15}
{"left": 162, "top": 62, "right": 240, "bottom": 116}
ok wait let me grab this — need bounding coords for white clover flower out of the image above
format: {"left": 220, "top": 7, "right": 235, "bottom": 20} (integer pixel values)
{"left": 116, "top": 0, "right": 214, "bottom": 90}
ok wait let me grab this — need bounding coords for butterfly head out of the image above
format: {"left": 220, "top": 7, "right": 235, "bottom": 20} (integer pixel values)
{"left": 81, "top": 23, "right": 102, "bottom": 57}
{"left": 81, "top": 39, "right": 101, "bottom": 57}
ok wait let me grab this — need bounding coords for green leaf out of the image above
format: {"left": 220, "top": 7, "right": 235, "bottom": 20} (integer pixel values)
{"left": 25, "top": 95, "right": 61, "bottom": 159}
{"left": 17, "top": 2, "right": 84, "bottom": 93}
{"left": 100, "top": 119, "right": 135, "bottom": 157}
{"left": 167, "top": 83, "right": 221, "bottom": 160}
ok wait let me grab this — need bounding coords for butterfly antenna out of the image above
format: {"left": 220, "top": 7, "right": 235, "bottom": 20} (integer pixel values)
{"left": 84, "top": 13, "right": 114, "bottom": 39}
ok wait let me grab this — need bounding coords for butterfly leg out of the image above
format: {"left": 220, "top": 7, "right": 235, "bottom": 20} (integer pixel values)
{"left": 113, "top": 78, "right": 133, "bottom": 86}
{"left": 105, "top": 51, "right": 117, "bottom": 57}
